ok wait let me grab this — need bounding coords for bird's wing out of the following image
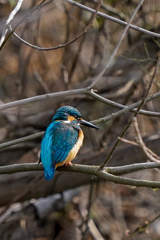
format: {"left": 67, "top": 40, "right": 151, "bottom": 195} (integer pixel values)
{"left": 51, "top": 121, "right": 79, "bottom": 164}
{"left": 41, "top": 121, "right": 79, "bottom": 168}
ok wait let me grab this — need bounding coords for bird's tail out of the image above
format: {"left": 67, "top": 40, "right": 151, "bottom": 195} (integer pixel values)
{"left": 44, "top": 166, "right": 55, "bottom": 180}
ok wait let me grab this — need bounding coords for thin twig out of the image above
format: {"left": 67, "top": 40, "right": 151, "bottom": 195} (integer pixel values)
{"left": 11, "top": 0, "right": 102, "bottom": 51}
{"left": 133, "top": 118, "right": 160, "bottom": 162}
{"left": 88, "top": 219, "right": 105, "bottom": 240}
{"left": 0, "top": 0, "right": 24, "bottom": 47}
{"left": 118, "top": 137, "right": 139, "bottom": 147}
{"left": 2, "top": 89, "right": 160, "bottom": 150}
{"left": 119, "top": 136, "right": 160, "bottom": 159}
{"left": 118, "top": 136, "right": 160, "bottom": 160}
{"left": 81, "top": 183, "right": 94, "bottom": 240}
{"left": 0, "top": 132, "right": 43, "bottom": 150}
{"left": 123, "top": 213, "right": 160, "bottom": 240}
{"left": 89, "top": 0, "right": 144, "bottom": 88}
{"left": 0, "top": 0, "right": 47, "bottom": 51}
{"left": 99, "top": 51, "right": 160, "bottom": 169}
{"left": 65, "top": 0, "right": 160, "bottom": 38}
{"left": 87, "top": 91, "right": 160, "bottom": 118}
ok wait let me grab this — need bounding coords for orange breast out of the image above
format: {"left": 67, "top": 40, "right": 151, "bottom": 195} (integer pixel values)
{"left": 55, "top": 130, "right": 84, "bottom": 168}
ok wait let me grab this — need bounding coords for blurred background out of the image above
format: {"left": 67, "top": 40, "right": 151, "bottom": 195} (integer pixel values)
{"left": 1, "top": 0, "right": 160, "bottom": 239}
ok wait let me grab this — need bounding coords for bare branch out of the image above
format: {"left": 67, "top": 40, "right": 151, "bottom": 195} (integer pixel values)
{"left": 89, "top": 0, "right": 144, "bottom": 88}
{"left": 65, "top": 0, "right": 160, "bottom": 38}
{"left": 118, "top": 137, "right": 139, "bottom": 147}
{"left": 133, "top": 117, "right": 160, "bottom": 162}
{"left": 107, "top": 162, "right": 160, "bottom": 175}
{"left": 0, "top": 132, "right": 43, "bottom": 150}
{"left": 1, "top": 163, "right": 160, "bottom": 188}
{"left": 11, "top": 0, "right": 102, "bottom": 51}
{"left": 99, "top": 50, "right": 160, "bottom": 169}
{"left": 119, "top": 135, "right": 160, "bottom": 160}
{"left": 0, "top": 0, "right": 24, "bottom": 47}
{"left": 87, "top": 91, "right": 160, "bottom": 118}
{"left": 2, "top": 89, "right": 160, "bottom": 151}
{"left": 0, "top": 88, "right": 87, "bottom": 112}
{"left": 124, "top": 213, "right": 160, "bottom": 240}
{"left": 1, "top": 87, "right": 160, "bottom": 116}
{"left": 0, "top": 0, "right": 47, "bottom": 51}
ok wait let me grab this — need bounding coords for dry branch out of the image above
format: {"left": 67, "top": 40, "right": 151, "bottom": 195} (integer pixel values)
{"left": 0, "top": 0, "right": 24, "bottom": 47}
{"left": 10, "top": 0, "right": 102, "bottom": 51}
{"left": 133, "top": 118, "right": 160, "bottom": 162}
{"left": 1, "top": 135, "right": 160, "bottom": 206}
{"left": 89, "top": 0, "right": 144, "bottom": 88}
{"left": 65, "top": 0, "right": 160, "bottom": 38}
{"left": 99, "top": 50, "right": 160, "bottom": 169}
{"left": 1, "top": 89, "right": 160, "bottom": 151}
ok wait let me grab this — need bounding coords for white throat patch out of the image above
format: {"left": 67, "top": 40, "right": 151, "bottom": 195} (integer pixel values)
{"left": 63, "top": 120, "right": 71, "bottom": 124}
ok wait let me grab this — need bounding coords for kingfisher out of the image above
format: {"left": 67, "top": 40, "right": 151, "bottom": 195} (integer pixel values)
{"left": 40, "top": 106, "right": 98, "bottom": 180}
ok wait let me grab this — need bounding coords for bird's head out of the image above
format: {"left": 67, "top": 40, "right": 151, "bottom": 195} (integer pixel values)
{"left": 52, "top": 106, "right": 98, "bottom": 129}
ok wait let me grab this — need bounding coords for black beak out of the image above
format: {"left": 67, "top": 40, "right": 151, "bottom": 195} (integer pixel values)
{"left": 79, "top": 119, "right": 99, "bottom": 129}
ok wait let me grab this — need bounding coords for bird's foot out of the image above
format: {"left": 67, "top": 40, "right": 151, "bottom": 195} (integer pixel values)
{"left": 65, "top": 162, "right": 72, "bottom": 167}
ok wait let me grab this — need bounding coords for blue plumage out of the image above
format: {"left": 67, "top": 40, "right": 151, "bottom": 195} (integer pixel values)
{"left": 40, "top": 106, "right": 98, "bottom": 180}
{"left": 41, "top": 121, "right": 79, "bottom": 180}
{"left": 52, "top": 106, "right": 81, "bottom": 121}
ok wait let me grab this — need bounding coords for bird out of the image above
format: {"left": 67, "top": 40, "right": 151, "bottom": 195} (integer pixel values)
{"left": 40, "top": 106, "right": 99, "bottom": 180}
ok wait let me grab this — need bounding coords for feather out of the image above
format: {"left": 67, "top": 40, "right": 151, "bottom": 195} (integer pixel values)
{"left": 44, "top": 166, "right": 55, "bottom": 180}
{"left": 40, "top": 121, "right": 80, "bottom": 180}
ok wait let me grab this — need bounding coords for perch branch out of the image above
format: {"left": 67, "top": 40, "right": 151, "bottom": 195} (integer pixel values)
{"left": 1, "top": 163, "right": 160, "bottom": 188}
